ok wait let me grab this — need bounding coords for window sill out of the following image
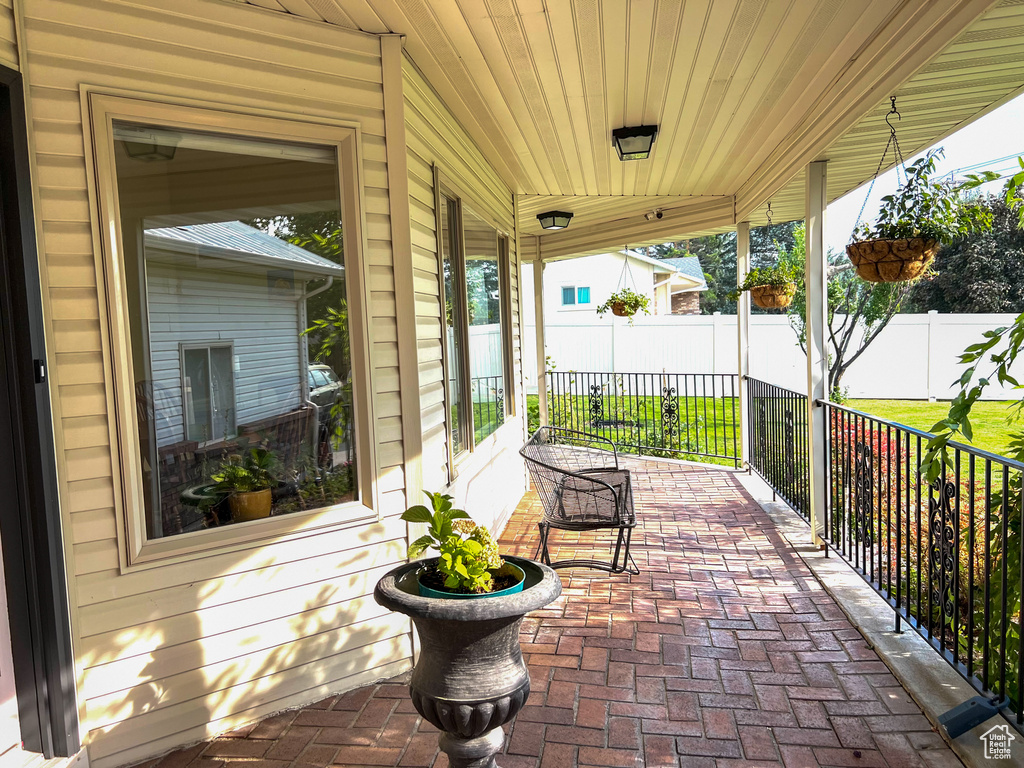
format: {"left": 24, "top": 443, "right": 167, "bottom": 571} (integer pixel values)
{"left": 124, "top": 498, "right": 377, "bottom": 572}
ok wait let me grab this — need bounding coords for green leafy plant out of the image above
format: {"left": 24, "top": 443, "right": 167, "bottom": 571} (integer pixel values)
{"left": 402, "top": 491, "right": 504, "bottom": 593}
{"left": 596, "top": 287, "right": 650, "bottom": 321}
{"left": 920, "top": 160, "right": 1024, "bottom": 482}
{"left": 853, "top": 148, "right": 1000, "bottom": 245}
{"left": 727, "top": 262, "right": 800, "bottom": 300}
{"left": 211, "top": 448, "right": 277, "bottom": 493}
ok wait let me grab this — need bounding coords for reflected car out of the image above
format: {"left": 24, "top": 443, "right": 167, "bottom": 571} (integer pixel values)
{"left": 308, "top": 364, "right": 344, "bottom": 421}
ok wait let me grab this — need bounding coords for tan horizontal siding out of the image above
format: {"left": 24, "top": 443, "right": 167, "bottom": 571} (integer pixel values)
{"left": 21, "top": 0, "right": 410, "bottom": 765}
{"left": 402, "top": 56, "right": 526, "bottom": 533}
{"left": 0, "top": 0, "right": 16, "bottom": 71}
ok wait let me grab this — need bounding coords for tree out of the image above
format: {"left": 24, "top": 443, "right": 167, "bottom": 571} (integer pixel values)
{"left": 782, "top": 225, "right": 917, "bottom": 399}
{"left": 246, "top": 212, "right": 350, "bottom": 381}
{"left": 907, "top": 194, "right": 1024, "bottom": 312}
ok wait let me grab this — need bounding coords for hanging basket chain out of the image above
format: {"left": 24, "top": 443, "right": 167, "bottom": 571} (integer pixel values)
{"left": 617, "top": 244, "right": 638, "bottom": 291}
{"left": 852, "top": 96, "right": 907, "bottom": 241}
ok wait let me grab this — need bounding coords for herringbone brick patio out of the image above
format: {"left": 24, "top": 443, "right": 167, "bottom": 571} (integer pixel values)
{"left": 137, "top": 460, "right": 963, "bottom": 768}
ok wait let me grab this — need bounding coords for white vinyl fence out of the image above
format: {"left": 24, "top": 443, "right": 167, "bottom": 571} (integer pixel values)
{"left": 524, "top": 312, "right": 1022, "bottom": 400}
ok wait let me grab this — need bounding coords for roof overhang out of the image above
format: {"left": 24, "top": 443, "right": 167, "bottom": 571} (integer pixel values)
{"left": 227, "top": 0, "right": 1024, "bottom": 258}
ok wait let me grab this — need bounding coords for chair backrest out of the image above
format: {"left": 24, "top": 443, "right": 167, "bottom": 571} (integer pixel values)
{"left": 521, "top": 427, "right": 623, "bottom": 524}
{"left": 521, "top": 426, "right": 618, "bottom": 473}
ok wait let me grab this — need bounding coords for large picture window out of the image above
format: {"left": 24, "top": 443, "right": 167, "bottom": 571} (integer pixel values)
{"left": 436, "top": 179, "right": 512, "bottom": 469}
{"left": 107, "top": 119, "right": 359, "bottom": 543}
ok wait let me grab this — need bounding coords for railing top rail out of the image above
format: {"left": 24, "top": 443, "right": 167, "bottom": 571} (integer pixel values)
{"left": 744, "top": 376, "right": 807, "bottom": 396}
{"left": 548, "top": 370, "right": 733, "bottom": 377}
{"left": 818, "top": 398, "right": 1024, "bottom": 471}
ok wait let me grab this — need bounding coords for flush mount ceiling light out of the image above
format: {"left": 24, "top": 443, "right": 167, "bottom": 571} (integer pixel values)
{"left": 612, "top": 125, "right": 658, "bottom": 161}
{"left": 536, "top": 210, "right": 574, "bottom": 230}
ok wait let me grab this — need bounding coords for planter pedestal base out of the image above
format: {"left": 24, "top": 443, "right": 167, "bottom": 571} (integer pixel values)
{"left": 375, "top": 556, "right": 561, "bottom": 768}
{"left": 439, "top": 728, "right": 506, "bottom": 768}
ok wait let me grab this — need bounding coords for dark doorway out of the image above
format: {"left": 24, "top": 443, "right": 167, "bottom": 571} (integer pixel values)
{"left": 0, "top": 65, "right": 79, "bottom": 758}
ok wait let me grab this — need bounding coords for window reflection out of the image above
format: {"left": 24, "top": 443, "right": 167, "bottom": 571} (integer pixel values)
{"left": 114, "top": 123, "right": 357, "bottom": 540}
{"left": 440, "top": 195, "right": 466, "bottom": 457}
{"left": 462, "top": 206, "right": 505, "bottom": 445}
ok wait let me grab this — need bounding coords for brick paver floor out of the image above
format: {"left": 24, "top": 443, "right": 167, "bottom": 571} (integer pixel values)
{"left": 140, "top": 460, "right": 963, "bottom": 768}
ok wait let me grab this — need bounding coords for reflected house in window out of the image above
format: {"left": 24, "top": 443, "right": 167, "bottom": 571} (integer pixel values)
{"left": 137, "top": 221, "right": 346, "bottom": 535}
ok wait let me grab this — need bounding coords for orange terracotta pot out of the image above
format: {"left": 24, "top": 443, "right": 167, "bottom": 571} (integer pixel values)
{"left": 229, "top": 488, "right": 272, "bottom": 522}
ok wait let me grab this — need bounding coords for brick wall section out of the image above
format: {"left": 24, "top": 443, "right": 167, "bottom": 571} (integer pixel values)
{"left": 671, "top": 292, "right": 700, "bottom": 314}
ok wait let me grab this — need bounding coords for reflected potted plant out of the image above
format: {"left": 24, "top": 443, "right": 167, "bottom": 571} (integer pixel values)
{"left": 729, "top": 263, "right": 800, "bottom": 309}
{"left": 597, "top": 287, "right": 650, "bottom": 322}
{"left": 848, "top": 148, "right": 998, "bottom": 282}
{"left": 375, "top": 491, "right": 561, "bottom": 768}
{"left": 211, "top": 447, "right": 278, "bottom": 522}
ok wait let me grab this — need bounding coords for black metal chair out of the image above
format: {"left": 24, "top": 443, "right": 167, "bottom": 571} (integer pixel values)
{"left": 519, "top": 426, "right": 639, "bottom": 574}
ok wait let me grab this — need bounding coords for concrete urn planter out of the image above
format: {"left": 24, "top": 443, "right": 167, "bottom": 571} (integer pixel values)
{"left": 374, "top": 555, "right": 561, "bottom": 768}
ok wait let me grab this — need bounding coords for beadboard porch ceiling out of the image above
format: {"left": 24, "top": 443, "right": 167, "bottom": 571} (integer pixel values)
{"left": 226, "top": 0, "right": 1024, "bottom": 258}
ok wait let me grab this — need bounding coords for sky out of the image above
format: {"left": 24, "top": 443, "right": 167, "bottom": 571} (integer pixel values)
{"left": 824, "top": 92, "right": 1024, "bottom": 256}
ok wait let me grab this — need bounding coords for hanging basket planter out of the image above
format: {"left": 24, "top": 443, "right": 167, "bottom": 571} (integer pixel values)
{"left": 845, "top": 237, "right": 939, "bottom": 283}
{"left": 597, "top": 287, "right": 650, "bottom": 322}
{"left": 750, "top": 283, "right": 797, "bottom": 309}
{"left": 846, "top": 97, "right": 998, "bottom": 284}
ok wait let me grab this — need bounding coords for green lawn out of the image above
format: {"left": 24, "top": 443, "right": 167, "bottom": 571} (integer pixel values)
{"left": 848, "top": 399, "right": 1020, "bottom": 458}
{"left": 527, "top": 393, "right": 739, "bottom": 465}
{"left": 527, "top": 392, "right": 1021, "bottom": 461}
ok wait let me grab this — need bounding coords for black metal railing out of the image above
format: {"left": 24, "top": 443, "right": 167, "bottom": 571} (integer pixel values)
{"left": 746, "top": 377, "right": 810, "bottom": 520}
{"left": 546, "top": 371, "right": 739, "bottom": 466}
{"left": 821, "top": 401, "right": 1022, "bottom": 725}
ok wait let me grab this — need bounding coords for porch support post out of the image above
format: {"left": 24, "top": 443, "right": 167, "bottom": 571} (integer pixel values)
{"left": 533, "top": 238, "right": 548, "bottom": 427}
{"left": 805, "top": 160, "right": 828, "bottom": 546}
{"left": 736, "top": 221, "right": 751, "bottom": 468}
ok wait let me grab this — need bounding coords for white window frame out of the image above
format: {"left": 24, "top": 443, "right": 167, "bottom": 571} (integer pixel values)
{"left": 576, "top": 286, "right": 591, "bottom": 305}
{"left": 561, "top": 285, "right": 576, "bottom": 306}
{"left": 86, "top": 92, "right": 378, "bottom": 569}
{"left": 179, "top": 341, "right": 236, "bottom": 445}
{"left": 432, "top": 167, "right": 514, "bottom": 481}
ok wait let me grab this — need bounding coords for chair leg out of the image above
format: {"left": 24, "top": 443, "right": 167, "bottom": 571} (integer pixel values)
{"left": 610, "top": 526, "right": 626, "bottom": 573}
{"left": 607, "top": 527, "right": 638, "bottom": 575}
{"left": 536, "top": 522, "right": 553, "bottom": 566}
{"left": 622, "top": 527, "right": 639, "bottom": 575}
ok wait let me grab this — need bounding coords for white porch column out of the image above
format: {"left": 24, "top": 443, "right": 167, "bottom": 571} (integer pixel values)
{"left": 805, "top": 160, "right": 828, "bottom": 546}
{"left": 736, "top": 222, "right": 751, "bottom": 468}
{"left": 533, "top": 241, "right": 548, "bottom": 427}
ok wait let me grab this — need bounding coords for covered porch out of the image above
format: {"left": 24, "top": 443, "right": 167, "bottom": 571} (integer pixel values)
{"left": 137, "top": 457, "right": 960, "bottom": 768}
{"left": 1, "top": 1, "right": 1022, "bottom": 766}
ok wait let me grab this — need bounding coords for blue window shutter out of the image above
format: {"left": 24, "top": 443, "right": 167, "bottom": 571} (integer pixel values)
{"left": 561, "top": 286, "right": 575, "bottom": 305}
{"left": 577, "top": 287, "right": 590, "bottom": 304}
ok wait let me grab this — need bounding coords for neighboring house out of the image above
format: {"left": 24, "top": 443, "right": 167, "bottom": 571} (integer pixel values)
{"left": 659, "top": 256, "right": 709, "bottom": 315}
{"left": 539, "top": 250, "right": 705, "bottom": 321}
{"left": 144, "top": 221, "right": 345, "bottom": 448}
{"left": 141, "top": 221, "right": 345, "bottom": 536}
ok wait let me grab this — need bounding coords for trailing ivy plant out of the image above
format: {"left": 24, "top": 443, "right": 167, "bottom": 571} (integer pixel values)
{"left": 596, "top": 287, "right": 650, "bottom": 321}
{"left": 852, "top": 148, "right": 1000, "bottom": 245}
{"left": 727, "top": 262, "right": 800, "bottom": 300}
